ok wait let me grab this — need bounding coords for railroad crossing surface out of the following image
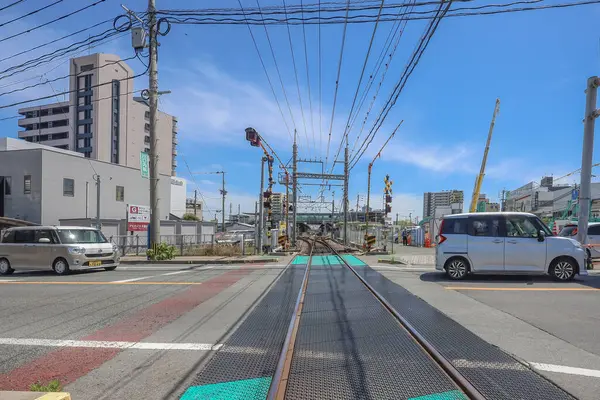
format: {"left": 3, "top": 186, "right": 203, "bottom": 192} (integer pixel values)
{"left": 0, "top": 243, "right": 599, "bottom": 399}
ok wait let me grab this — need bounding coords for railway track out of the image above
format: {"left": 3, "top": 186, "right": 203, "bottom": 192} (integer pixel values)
{"left": 268, "top": 236, "right": 484, "bottom": 400}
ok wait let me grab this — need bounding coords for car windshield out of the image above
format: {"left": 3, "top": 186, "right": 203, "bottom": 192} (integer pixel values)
{"left": 57, "top": 229, "right": 107, "bottom": 244}
{"left": 559, "top": 225, "right": 578, "bottom": 237}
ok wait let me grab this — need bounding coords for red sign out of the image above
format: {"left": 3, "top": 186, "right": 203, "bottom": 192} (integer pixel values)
{"left": 127, "top": 204, "right": 150, "bottom": 232}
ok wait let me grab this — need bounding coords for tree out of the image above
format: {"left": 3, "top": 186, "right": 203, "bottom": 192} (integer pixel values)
{"left": 182, "top": 213, "right": 199, "bottom": 221}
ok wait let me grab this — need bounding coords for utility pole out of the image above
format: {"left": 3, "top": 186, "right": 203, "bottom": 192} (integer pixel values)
{"left": 193, "top": 190, "right": 198, "bottom": 216}
{"left": 292, "top": 130, "right": 298, "bottom": 247}
{"left": 229, "top": 202, "right": 233, "bottom": 222}
{"left": 258, "top": 157, "right": 266, "bottom": 253}
{"left": 343, "top": 143, "right": 349, "bottom": 245}
{"left": 148, "top": 0, "right": 160, "bottom": 248}
{"left": 578, "top": 76, "right": 600, "bottom": 244}
{"left": 219, "top": 171, "right": 226, "bottom": 232}
{"left": 94, "top": 174, "right": 101, "bottom": 230}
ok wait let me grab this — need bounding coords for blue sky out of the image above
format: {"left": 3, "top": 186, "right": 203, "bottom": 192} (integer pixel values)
{"left": 1, "top": 0, "right": 599, "bottom": 220}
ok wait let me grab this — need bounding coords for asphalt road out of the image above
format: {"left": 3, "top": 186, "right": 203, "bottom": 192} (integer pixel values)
{"left": 0, "top": 262, "right": 289, "bottom": 399}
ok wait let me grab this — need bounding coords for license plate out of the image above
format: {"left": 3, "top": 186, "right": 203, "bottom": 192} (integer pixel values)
{"left": 89, "top": 261, "right": 102, "bottom": 267}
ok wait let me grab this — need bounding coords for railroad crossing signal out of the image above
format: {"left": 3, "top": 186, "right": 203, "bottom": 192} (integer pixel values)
{"left": 383, "top": 175, "right": 393, "bottom": 215}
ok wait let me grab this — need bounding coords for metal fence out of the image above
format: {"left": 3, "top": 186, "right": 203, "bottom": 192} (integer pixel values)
{"left": 109, "top": 234, "right": 216, "bottom": 256}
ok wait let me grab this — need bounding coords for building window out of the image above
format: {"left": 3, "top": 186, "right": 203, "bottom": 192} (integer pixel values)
{"left": 145, "top": 111, "right": 149, "bottom": 119}
{"left": 24, "top": 175, "right": 31, "bottom": 194}
{"left": 144, "top": 123, "right": 150, "bottom": 132}
{"left": 4, "top": 177, "right": 11, "bottom": 195}
{"left": 116, "top": 186, "right": 124, "bottom": 202}
{"left": 80, "top": 64, "right": 94, "bottom": 72}
{"left": 144, "top": 135, "right": 150, "bottom": 144}
{"left": 111, "top": 79, "right": 120, "bottom": 163}
{"left": 63, "top": 178, "right": 75, "bottom": 197}
{"left": 143, "top": 147, "right": 149, "bottom": 153}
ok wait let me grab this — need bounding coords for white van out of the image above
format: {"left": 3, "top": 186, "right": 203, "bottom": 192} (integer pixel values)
{"left": 435, "top": 212, "right": 588, "bottom": 281}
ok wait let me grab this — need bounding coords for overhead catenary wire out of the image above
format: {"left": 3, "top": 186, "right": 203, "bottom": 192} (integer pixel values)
{"left": 350, "top": 0, "right": 413, "bottom": 157}
{"left": 351, "top": 0, "right": 451, "bottom": 169}
{"left": 0, "top": 0, "right": 109, "bottom": 45}
{"left": 281, "top": 0, "right": 311, "bottom": 158}
{"left": 235, "top": 0, "right": 293, "bottom": 141}
{"left": 323, "top": 0, "right": 351, "bottom": 177}
{"left": 247, "top": 0, "right": 299, "bottom": 141}
{"left": 300, "top": 0, "right": 317, "bottom": 157}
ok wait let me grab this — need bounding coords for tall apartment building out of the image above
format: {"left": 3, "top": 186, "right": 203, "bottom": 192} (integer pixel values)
{"left": 423, "top": 190, "right": 464, "bottom": 218}
{"left": 17, "top": 53, "right": 177, "bottom": 176}
{"left": 271, "top": 193, "right": 286, "bottom": 222}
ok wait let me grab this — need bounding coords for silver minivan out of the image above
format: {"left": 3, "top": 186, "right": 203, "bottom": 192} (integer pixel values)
{"left": 436, "top": 212, "right": 588, "bottom": 281}
{"left": 0, "top": 226, "right": 120, "bottom": 275}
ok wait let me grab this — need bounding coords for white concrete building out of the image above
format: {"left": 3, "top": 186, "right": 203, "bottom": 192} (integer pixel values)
{"left": 0, "top": 138, "right": 171, "bottom": 226}
{"left": 423, "top": 190, "right": 464, "bottom": 218}
{"left": 17, "top": 53, "right": 178, "bottom": 176}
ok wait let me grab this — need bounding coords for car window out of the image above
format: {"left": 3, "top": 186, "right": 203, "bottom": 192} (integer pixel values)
{"left": 559, "top": 225, "right": 577, "bottom": 237}
{"left": 469, "top": 216, "right": 501, "bottom": 237}
{"left": 35, "top": 230, "right": 56, "bottom": 244}
{"left": 57, "top": 229, "right": 107, "bottom": 244}
{"left": 588, "top": 225, "right": 600, "bottom": 236}
{"left": 506, "top": 216, "right": 539, "bottom": 238}
{"left": 1, "top": 230, "right": 15, "bottom": 243}
{"left": 13, "top": 229, "right": 35, "bottom": 243}
{"left": 441, "top": 218, "right": 467, "bottom": 234}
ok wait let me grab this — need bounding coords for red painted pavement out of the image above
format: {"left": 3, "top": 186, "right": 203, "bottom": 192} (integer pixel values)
{"left": 0, "top": 267, "right": 255, "bottom": 390}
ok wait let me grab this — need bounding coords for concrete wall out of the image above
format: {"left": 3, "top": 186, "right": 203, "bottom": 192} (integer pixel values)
{"left": 40, "top": 149, "right": 171, "bottom": 225}
{"left": 170, "top": 177, "right": 187, "bottom": 218}
{"left": 0, "top": 149, "right": 43, "bottom": 223}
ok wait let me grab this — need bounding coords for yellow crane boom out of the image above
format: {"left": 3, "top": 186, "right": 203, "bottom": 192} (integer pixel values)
{"left": 469, "top": 98, "right": 501, "bottom": 213}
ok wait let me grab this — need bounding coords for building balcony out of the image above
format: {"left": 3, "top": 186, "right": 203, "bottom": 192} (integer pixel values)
{"left": 19, "top": 126, "right": 72, "bottom": 136}
{"left": 18, "top": 114, "right": 69, "bottom": 127}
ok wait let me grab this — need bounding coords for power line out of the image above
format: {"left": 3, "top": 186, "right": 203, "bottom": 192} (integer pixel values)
{"left": 182, "top": 157, "right": 216, "bottom": 216}
{"left": 318, "top": 0, "right": 322, "bottom": 156}
{"left": 0, "top": 63, "right": 148, "bottom": 110}
{"left": 0, "top": 0, "right": 28, "bottom": 13}
{"left": 0, "top": 0, "right": 109, "bottom": 45}
{"left": 161, "top": 0, "right": 600, "bottom": 25}
{"left": 351, "top": 0, "right": 452, "bottom": 169}
{"left": 0, "top": 55, "right": 137, "bottom": 99}
{"left": 0, "top": 0, "right": 65, "bottom": 29}
{"left": 323, "top": 0, "right": 350, "bottom": 179}
{"left": 235, "top": 0, "right": 293, "bottom": 141}
{"left": 281, "top": 0, "right": 311, "bottom": 158}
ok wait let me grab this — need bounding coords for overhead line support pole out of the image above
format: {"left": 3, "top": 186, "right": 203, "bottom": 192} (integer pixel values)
{"left": 292, "top": 130, "right": 298, "bottom": 247}
{"left": 343, "top": 143, "right": 349, "bottom": 244}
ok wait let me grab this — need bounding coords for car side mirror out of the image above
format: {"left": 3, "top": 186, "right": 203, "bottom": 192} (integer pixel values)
{"left": 38, "top": 238, "right": 51, "bottom": 243}
{"left": 538, "top": 230, "right": 545, "bottom": 242}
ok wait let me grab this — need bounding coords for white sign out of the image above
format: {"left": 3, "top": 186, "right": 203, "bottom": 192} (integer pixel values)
{"left": 127, "top": 204, "right": 150, "bottom": 231}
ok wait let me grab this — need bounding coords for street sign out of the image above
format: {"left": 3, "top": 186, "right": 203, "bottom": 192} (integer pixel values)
{"left": 140, "top": 151, "right": 149, "bottom": 179}
{"left": 127, "top": 204, "right": 150, "bottom": 231}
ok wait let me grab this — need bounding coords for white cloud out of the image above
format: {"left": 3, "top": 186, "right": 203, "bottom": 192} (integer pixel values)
{"left": 379, "top": 141, "right": 476, "bottom": 174}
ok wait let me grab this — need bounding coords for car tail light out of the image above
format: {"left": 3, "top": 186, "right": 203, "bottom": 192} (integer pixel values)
{"left": 572, "top": 228, "right": 578, "bottom": 236}
{"left": 438, "top": 219, "right": 447, "bottom": 244}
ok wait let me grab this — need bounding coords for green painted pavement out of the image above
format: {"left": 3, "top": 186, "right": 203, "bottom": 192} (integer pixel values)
{"left": 180, "top": 376, "right": 272, "bottom": 400}
{"left": 342, "top": 254, "right": 367, "bottom": 267}
{"left": 409, "top": 390, "right": 468, "bottom": 400}
{"left": 291, "top": 255, "right": 309, "bottom": 265}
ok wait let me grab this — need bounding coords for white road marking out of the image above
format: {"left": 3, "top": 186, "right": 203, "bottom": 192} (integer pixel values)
{"left": 0, "top": 338, "right": 223, "bottom": 351}
{"left": 112, "top": 266, "right": 216, "bottom": 283}
{"left": 530, "top": 362, "right": 600, "bottom": 378}
{"left": 0, "top": 279, "right": 20, "bottom": 282}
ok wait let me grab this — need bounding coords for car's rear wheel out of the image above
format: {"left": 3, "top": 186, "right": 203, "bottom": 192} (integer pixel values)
{"left": 445, "top": 257, "right": 469, "bottom": 280}
{"left": 53, "top": 258, "right": 70, "bottom": 275}
{"left": 550, "top": 257, "right": 576, "bottom": 281}
{"left": 0, "top": 258, "right": 14, "bottom": 275}
{"left": 104, "top": 266, "right": 117, "bottom": 271}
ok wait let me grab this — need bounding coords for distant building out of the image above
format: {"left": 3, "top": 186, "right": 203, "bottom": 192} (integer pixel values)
{"left": 423, "top": 190, "right": 464, "bottom": 218}
{"left": 185, "top": 198, "right": 203, "bottom": 220}
{"left": 271, "top": 193, "right": 286, "bottom": 222}
{"left": 170, "top": 177, "right": 187, "bottom": 219}
{"left": 17, "top": 53, "right": 177, "bottom": 176}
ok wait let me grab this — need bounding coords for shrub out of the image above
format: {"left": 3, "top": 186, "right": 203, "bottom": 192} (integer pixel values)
{"left": 147, "top": 242, "right": 176, "bottom": 260}
{"left": 30, "top": 379, "right": 62, "bottom": 392}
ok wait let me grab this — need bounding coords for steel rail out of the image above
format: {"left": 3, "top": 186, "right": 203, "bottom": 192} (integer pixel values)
{"left": 315, "top": 237, "right": 485, "bottom": 400}
{"left": 267, "top": 236, "right": 314, "bottom": 399}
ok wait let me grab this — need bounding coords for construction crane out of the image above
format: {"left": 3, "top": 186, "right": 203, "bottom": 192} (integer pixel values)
{"left": 469, "top": 98, "right": 501, "bottom": 213}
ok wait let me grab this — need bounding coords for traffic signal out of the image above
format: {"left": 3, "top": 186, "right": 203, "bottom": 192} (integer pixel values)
{"left": 384, "top": 175, "right": 393, "bottom": 215}
{"left": 263, "top": 190, "right": 272, "bottom": 209}
{"left": 245, "top": 127, "right": 261, "bottom": 147}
